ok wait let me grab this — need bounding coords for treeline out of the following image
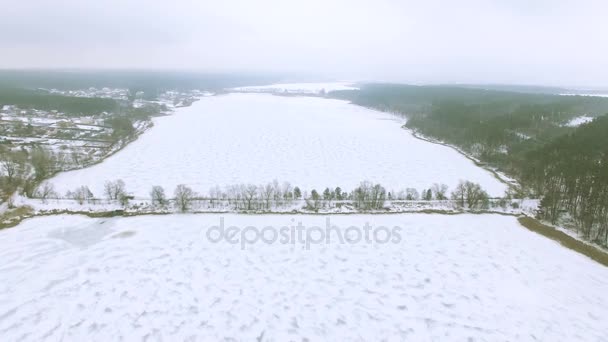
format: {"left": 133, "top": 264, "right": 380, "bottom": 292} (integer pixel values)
{"left": 333, "top": 84, "right": 608, "bottom": 246}
{"left": 32, "top": 179, "right": 500, "bottom": 213}
{"left": 1, "top": 147, "right": 61, "bottom": 200}
{"left": 332, "top": 84, "right": 608, "bottom": 177}
{"left": 0, "top": 86, "right": 118, "bottom": 116}
{"left": 523, "top": 116, "right": 608, "bottom": 246}
{"left": 0, "top": 70, "right": 282, "bottom": 99}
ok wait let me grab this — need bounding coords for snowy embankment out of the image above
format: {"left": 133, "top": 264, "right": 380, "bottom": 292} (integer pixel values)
{"left": 407, "top": 128, "right": 519, "bottom": 188}
{"left": 10, "top": 196, "right": 539, "bottom": 217}
{"left": 47, "top": 93, "right": 508, "bottom": 198}
{"left": 0, "top": 214, "right": 606, "bottom": 341}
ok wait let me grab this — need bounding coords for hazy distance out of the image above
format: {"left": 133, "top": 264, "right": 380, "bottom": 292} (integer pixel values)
{"left": 2, "top": 0, "right": 607, "bottom": 87}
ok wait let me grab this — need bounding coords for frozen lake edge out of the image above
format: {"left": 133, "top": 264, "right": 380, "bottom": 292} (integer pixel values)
{"left": 47, "top": 93, "right": 509, "bottom": 197}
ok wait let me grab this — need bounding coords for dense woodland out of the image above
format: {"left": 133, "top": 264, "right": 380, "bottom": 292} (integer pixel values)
{"left": 524, "top": 116, "right": 608, "bottom": 245}
{"left": 334, "top": 84, "right": 608, "bottom": 246}
{"left": 0, "top": 70, "right": 281, "bottom": 99}
{"left": 0, "top": 86, "right": 119, "bottom": 115}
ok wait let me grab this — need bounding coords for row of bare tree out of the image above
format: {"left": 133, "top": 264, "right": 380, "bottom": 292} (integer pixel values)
{"left": 30, "top": 179, "right": 495, "bottom": 213}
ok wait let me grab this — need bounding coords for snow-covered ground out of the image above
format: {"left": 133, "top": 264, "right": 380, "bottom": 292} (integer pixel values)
{"left": 560, "top": 93, "right": 608, "bottom": 98}
{"left": 231, "top": 82, "right": 359, "bottom": 94}
{"left": 48, "top": 93, "right": 507, "bottom": 197}
{"left": 0, "top": 214, "right": 606, "bottom": 341}
{"left": 563, "top": 115, "right": 594, "bottom": 127}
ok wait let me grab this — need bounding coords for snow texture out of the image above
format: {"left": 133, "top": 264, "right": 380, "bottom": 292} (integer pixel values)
{"left": 48, "top": 94, "right": 507, "bottom": 197}
{"left": 0, "top": 214, "right": 607, "bottom": 341}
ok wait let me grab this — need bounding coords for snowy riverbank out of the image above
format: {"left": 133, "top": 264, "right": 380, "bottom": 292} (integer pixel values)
{"left": 1, "top": 196, "right": 539, "bottom": 229}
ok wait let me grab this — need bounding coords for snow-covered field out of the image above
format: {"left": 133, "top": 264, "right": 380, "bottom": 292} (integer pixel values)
{"left": 1, "top": 214, "right": 606, "bottom": 341}
{"left": 231, "top": 82, "right": 358, "bottom": 94}
{"left": 48, "top": 93, "right": 507, "bottom": 197}
{"left": 560, "top": 93, "right": 608, "bottom": 98}
{"left": 564, "top": 115, "right": 595, "bottom": 127}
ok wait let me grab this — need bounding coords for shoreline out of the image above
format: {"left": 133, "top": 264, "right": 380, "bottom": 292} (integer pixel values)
{"left": 0, "top": 207, "right": 524, "bottom": 230}
{"left": 404, "top": 127, "right": 519, "bottom": 191}
{"left": 33, "top": 96, "right": 207, "bottom": 190}
{"left": 2, "top": 197, "right": 534, "bottom": 230}
{"left": 326, "top": 97, "right": 519, "bottom": 192}
{"left": 47, "top": 120, "right": 155, "bottom": 177}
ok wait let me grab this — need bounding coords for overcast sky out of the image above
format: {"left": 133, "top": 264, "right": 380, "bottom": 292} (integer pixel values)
{"left": 2, "top": 0, "right": 607, "bottom": 87}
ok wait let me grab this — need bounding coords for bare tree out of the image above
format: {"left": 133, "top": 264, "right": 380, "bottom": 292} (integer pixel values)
{"left": 208, "top": 185, "right": 222, "bottom": 207}
{"left": 226, "top": 184, "right": 241, "bottom": 209}
{"left": 241, "top": 184, "right": 258, "bottom": 210}
{"left": 281, "top": 181, "right": 293, "bottom": 202}
{"left": 150, "top": 185, "right": 167, "bottom": 206}
{"left": 35, "top": 182, "right": 58, "bottom": 202}
{"left": 405, "top": 188, "right": 419, "bottom": 200}
{"left": 30, "top": 147, "right": 54, "bottom": 180}
{"left": 260, "top": 183, "right": 274, "bottom": 209}
{"left": 58, "top": 151, "right": 70, "bottom": 168}
{"left": 451, "top": 181, "right": 489, "bottom": 209}
{"left": 0, "top": 152, "right": 25, "bottom": 184}
{"left": 432, "top": 183, "right": 449, "bottom": 200}
{"left": 69, "top": 186, "right": 94, "bottom": 205}
{"left": 272, "top": 179, "right": 282, "bottom": 203}
{"left": 370, "top": 184, "right": 387, "bottom": 209}
{"left": 104, "top": 179, "right": 126, "bottom": 200}
{"left": 174, "top": 184, "right": 195, "bottom": 212}
{"left": 353, "top": 181, "right": 386, "bottom": 209}
{"left": 451, "top": 181, "right": 467, "bottom": 207}
{"left": 70, "top": 147, "right": 82, "bottom": 167}
{"left": 464, "top": 181, "right": 489, "bottom": 209}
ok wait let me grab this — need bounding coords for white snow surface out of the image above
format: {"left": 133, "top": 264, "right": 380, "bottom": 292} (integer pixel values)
{"left": 48, "top": 93, "right": 507, "bottom": 197}
{"left": 231, "top": 82, "right": 359, "bottom": 94}
{"left": 564, "top": 115, "right": 595, "bottom": 127}
{"left": 560, "top": 93, "right": 608, "bottom": 98}
{"left": 0, "top": 214, "right": 607, "bottom": 341}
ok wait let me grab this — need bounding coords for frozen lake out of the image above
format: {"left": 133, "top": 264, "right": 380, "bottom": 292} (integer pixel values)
{"left": 49, "top": 93, "right": 507, "bottom": 197}
{"left": 0, "top": 214, "right": 606, "bottom": 341}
